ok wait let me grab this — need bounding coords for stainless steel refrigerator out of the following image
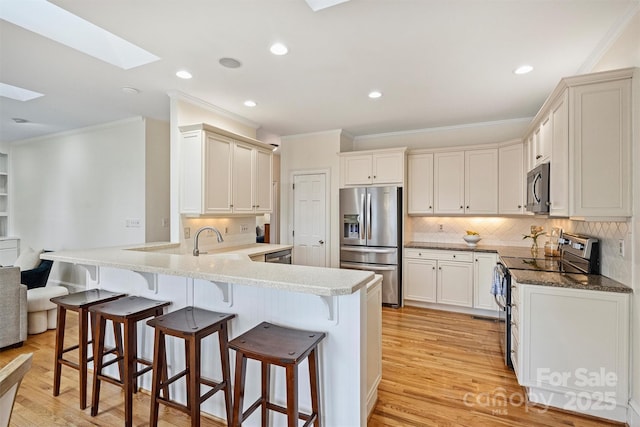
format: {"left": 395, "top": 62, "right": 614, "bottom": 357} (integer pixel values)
{"left": 339, "top": 186, "right": 402, "bottom": 307}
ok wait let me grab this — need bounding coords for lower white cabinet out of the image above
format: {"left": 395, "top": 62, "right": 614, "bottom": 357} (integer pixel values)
{"left": 473, "top": 252, "right": 498, "bottom": 310}
{"left": 366, "top": 276, "right": 382, "bottom": 416}
{"left": 513, "top": 280, "right": 630, "bottom": 422}
{"left": 404, "top": 249, "right": 473, "bottom": 308}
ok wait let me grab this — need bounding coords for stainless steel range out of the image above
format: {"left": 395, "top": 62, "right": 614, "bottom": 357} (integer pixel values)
{"left": 495, "top": 232, "right": 600, "bottom": 368}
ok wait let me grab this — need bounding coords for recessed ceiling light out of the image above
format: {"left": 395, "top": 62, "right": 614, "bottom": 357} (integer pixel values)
{"left": 219, "top": 57, "right": 242, "bottom": 69}
{"left": 270, "top": 43, "right": 289, "bottom": 56}
{"left": 121, "top": 86, "right": 139, "bottom": 95}
{"left": 176, "top": 70, "right": 192, "bottom": 79}
{"left": 514, "top": 65, "right": 533, "bottom": 75}
{"left": 0, "top": 82, "right": 44, "bottom": 101}
{"left": 368, "top": 91, "right": 382, "bottom": 99}
{"left": 0, "top": 0, "right": 159, "bottom": 70}
{"left": 244, "top": 100, "right": 257, "bottom": 107}
{"left": 304, "top": 0, "right": 351, "bottom": 11}
{"left": 12, "top": 118, "right": 29, "bottom": 124}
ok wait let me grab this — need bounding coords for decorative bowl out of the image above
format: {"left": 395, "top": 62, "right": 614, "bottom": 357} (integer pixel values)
{"left": 462, "top": 234, "right": 481, "bottom": 247}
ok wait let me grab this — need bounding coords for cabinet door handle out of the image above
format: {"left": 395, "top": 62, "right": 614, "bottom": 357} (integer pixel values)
{"left": 439, "top": 267, "right": 442, "bottom": 270}
{"left": 368, "top": 176, "right": 371, "bottom": 179}
{"left": 453, "top": 254, "right": 456, "bottom": 258}
{"left": 432, "top": 266, "right": 435, "bottom": 270}
{"left": 536, "top": 154, "right": 542, "bottom": 159}
{"left": 466, "top": 205, "right": 469, "bottom": 209}
{"left": 459, "top": 206, "right": 463, "bottom": 209}
{"left": 429, "top": 205, "right": 432, "bottom": 209}
{"left": 518, "top": 205, "right": 522, "bottom": 208}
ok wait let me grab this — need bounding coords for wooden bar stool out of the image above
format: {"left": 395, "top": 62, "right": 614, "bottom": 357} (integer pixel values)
{"left": 229, "top": 322, "right": 326, "bottom": 427}
{"left": 49, "top": 289, "right": 126, "bottom": 409}
{"left": 89, "top": 296, "right": 170, "bottom": 427}
{"left": 146, "top": 306, "right": 236, "bottom": 427}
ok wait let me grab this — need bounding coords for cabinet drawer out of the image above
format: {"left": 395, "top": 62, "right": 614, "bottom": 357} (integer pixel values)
{"left": 405, "top": 248, "right": 472, "bottom": 262}
{"left": 0, "top": 239, "right": 18, "bottom": 250}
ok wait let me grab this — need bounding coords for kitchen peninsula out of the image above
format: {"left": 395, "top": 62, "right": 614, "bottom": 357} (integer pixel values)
{"left": 42, "top": 244, "right": 382, "bottom": 426}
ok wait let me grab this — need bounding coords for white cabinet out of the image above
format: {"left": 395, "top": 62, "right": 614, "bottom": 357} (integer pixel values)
{"left": 498, "top": 143, "right": 525, "bottom": 215}
{"left": 516, "top": 281, "right": 630, "bottom": 422}
{"left": 340, "top": 148, "right": 406, "bottom": 187}
{"left": 433, "top": 149, "right": 498, "bottom": 215}
{"left": 549, "top": 91, "right": 569, "bottom": 216}
{"left": 407, "top": 153, "right": 433, "bottom": 214}
{"left": 570, "top": 76, "right": 631, "bottom": 218}
{"left": 179, "top": 124, "right": 273, "bottom": 215}
{"left": 404, "top": 249, "right": 473, "bottom": 307}
{"left": 0, "top": 238, "right": 19, "bottom": 266}
{"left": 473, "top": 252, "right": 498, "bottom": 311}
{"left": 437, "top": 260, "right": 474, "bottom": 307}
{"left": 0, "top": 153, "right": 7, "bottom": 236}
{"left": 404, "top": 255, "right": 437, "bottom": 302}
{"left": 524, "top": 68, "right": 633, "bottom": 219}
{"left": 464, "top": 148, "right": 498, "bottom": 214}
{"left": 433, "top": 151, "right": 464, "bottom": 214}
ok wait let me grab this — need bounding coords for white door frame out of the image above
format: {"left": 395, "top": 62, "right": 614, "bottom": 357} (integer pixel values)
{"left": 289, "top": 169, "right": 331, "bottom": 267}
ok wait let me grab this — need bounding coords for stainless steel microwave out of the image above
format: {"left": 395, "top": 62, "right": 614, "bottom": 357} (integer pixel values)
{"left": 526, "top": 162, "right": 550, "bottom": 213}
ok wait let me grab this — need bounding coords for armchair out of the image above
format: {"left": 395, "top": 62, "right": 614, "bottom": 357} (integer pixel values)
{"left": 0, "top": 267, "right": 28, "bottom": 350}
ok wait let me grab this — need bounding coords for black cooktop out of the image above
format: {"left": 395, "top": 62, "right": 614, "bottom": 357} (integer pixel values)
{"left": 499, "top": 256, "right": 584, "bottom": 274}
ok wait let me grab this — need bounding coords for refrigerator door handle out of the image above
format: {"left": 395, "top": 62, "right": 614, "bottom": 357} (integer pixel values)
{"left": 367, "top": 192, "right": 372, "bottom": 240}
{"left": 341, "top": 246, "right": 397, "bottom": 254}
{"left": 340, "top": 262, "right": 397, "bottom": 272}
{"left": 359, "top": 193, "right": 365, "bottom": 240}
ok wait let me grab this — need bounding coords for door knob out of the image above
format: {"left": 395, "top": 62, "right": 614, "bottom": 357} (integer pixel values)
{"left": 319, "top": 240, "right": 325, "bottom": 244}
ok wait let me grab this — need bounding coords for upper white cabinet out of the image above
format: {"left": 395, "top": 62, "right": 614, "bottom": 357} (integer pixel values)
{"left": 179, "top": 124, "right": 273, "bottom": 215}
{"left": 498, "top": 142, "right": 525, "bottom": 215}
{"left": 570, "top": 76, "right": 631, "bottom": 218}
{"left": 524, "top": 68, "right": 634, "bottom": 219}
{"left": 407, "top": 153, "right": 433, "bottom": 214}
{"left": 340, "top": 148, "right": 406, "bottom": 187}
{"left": 464, "top": 148, "right": 498, "bottom": 214}
{"left": 0, "top": 153, "right": 8, "bottom": 236}
{"left": 433, "top": 149, "right": 498, "bottom": 215}
{"left": 433, "top": 151, "right": 465, "bottom": 214}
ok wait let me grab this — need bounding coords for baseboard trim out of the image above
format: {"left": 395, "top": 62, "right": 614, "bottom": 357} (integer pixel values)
{"left": 629, "top": 399, "right": 640, "bottom": 426}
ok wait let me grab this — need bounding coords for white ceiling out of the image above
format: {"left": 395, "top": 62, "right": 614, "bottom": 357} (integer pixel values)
{"left": 0, "top": 0, "right": 637, "bottom": 143}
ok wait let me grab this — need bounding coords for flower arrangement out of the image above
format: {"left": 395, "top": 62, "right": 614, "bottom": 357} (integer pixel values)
{"left": 523, "top": 225, "right": 545, "bottom": 254}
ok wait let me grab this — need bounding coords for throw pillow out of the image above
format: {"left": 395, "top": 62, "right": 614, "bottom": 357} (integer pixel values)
{"left": 14, "top": 247, "right": 43, "bottom": 271}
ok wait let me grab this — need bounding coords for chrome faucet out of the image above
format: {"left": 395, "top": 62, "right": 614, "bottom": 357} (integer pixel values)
{"left": 193, "top": 226, "right": 224, "bottom": 256}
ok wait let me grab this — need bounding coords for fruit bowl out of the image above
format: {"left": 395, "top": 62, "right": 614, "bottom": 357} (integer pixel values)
{"left": 463, "top": 234, "right": 481, "bottom": 247}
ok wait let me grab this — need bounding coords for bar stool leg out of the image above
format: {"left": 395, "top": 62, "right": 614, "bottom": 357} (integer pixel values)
{"left": 232, "top": 351, "right": 247, "bottom": 427}
{"left": 53, "top": 305, "right": 66, "bottom": 399}
{"left": 218, "top": 322, "right": 233, "bottom": 424}
{"left": 309, "top": 348, "right": 320, "bottom": 427}
{"left": 184, "top": 339, "right": 191, "bottom": 411}
{"left": 77, "top": 307, "right": 89, "bottom": 409}
{"left": 149, "top": 328, "right": 164, "bottom": 427}
{"left": 189, "top": 335, "right": 200, "bottom": 427}
{"left": 91, "top": 313, "right": 107, "bottom": 416}
{"left": 261, "top": 361, "right": 270, "bottom": 427}
{"left": 285, "top": 364, "right": 298, "bottom": 427}
{"left": 123, "top": 318, "right": 136, "bottom": 427}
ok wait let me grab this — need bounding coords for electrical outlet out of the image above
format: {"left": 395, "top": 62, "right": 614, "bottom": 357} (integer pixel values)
{"left": 224, "top": 227, "right": 228, "bottom": 234}
{"left": 240, "top": 224, "right": 249, "bottom": 233}
{"left": 184, "top": 227, "right": 191, "bottom": 239}
{"left": 125, "top": 218, "right": 141, "bottom": 228}
{"left": 438, "top": 224, "right": 444, "bottom": 232}
{"left": 618, "top": 239, "right": 625, "bottom": 258}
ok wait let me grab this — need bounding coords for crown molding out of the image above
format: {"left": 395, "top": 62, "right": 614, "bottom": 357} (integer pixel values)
{"left": 167, "top": 91, "right": 260, "bottom": 130}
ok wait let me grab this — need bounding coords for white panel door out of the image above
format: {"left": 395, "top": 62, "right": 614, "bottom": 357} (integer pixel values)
{"left": 403, "top": 257, "right": 437, "bottom": 302}
{"left": 293, "top": 173, "right": 327, "bottom": 267}
{"left": 407, "top": 153, "right": 433, "bottom": 214}
{"left": 498, "top": 143, "right": 525, "bottom": 215}
{"left": 465, "top": 148, "right": 498, "bottom": 214}
{"left": 231, "top": 142, "right": 254, "bottom": 213}
{"left": 437, "top": 260, "right": 473, "bottom": 307}
{"left": 549, "top": 91, "right": 569, "bottom": 216}
{"left": 203, "top": 133, "right": 233, "bottom": 214}
{"left": 254, "top": 148, "right": 272, "bottom": 213}
{"left": 372, "top": 152, "right": 404, "bottom": 184}
{"left": 434, "top": 151, "right": 464, "bottom": 214}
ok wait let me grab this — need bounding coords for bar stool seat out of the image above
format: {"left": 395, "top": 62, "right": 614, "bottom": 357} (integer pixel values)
{"left": 49, "top": 289, "right": 126, "bottom": 409}
{"left": 229, "top": 322, "right": 326, "bottom": 427}
{"left": 146, "top": 306, "right": 236, "bottom": 427}
{"left": 89, "top": 296, "right": 170, "bottom": 427}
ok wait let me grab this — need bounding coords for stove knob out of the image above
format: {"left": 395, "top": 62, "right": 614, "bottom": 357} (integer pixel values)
{"left": 572, "top": 242, "right": 584, "bottom": 250}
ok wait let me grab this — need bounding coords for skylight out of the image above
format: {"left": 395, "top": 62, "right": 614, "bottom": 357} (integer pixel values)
{"left": 0, "top": 82, "right": 44, "bottom": 101}
{"left": 0, "top": 0, "right": 159, "bottom": 70}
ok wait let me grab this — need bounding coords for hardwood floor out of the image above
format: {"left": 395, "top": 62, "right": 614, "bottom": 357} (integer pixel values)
{"left": 1, "top": 306, "right": 624, "bottom": 426}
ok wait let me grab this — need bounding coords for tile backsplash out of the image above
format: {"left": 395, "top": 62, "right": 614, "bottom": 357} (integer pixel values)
{"left": 406, "top": 216, "right": 632, "bottom": 286}
{"left": 180, "top": 216, "right": 258, "bottom": 252}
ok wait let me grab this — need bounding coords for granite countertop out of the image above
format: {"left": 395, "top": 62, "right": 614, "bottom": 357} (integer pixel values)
{"left": 405, "top": 241, "right": 632, "bottom": 294}
{"left": 41, "top": 243, "right": 371, "bottom": 297}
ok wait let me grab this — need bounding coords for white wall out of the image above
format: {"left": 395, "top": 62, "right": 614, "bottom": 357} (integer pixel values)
{"left": 10, "top": 117, "right": 169, "bottom": 287}
{"left": 280, "top": 130, "right": 343, "bottom": 267}
{"left": 144, "top": 118, "right": 171, "bottom": 242}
